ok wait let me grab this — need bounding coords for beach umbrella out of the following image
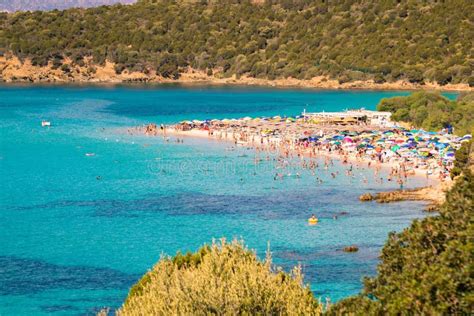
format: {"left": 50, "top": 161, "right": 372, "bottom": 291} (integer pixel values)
{"left": 391, "top": 145, "right": 400, "bottom": 152}
{"left": 343, "top": 137, "right": 354, "bottom": 143}
{"left": 418, "top": 148, "right": 431, "bottom": 157}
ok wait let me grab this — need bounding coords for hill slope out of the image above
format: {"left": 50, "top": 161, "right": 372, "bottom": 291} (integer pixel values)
{"left": 0, "top": 0, "right": 136, "bottom": 12}
{"left": 0, "top": 0, "right": 473, "bottom": 86}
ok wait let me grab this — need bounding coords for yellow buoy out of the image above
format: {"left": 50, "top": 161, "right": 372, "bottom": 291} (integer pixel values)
{"left": 308, "top": 217, "right": 318, "bottom": 225}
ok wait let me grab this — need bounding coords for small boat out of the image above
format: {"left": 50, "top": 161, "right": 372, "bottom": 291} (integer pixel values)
{"left": 41, "top": 120, "right": 51, "bottom": 127}
{"left": 85, "top": 153, "right": 95, "bottom": 157}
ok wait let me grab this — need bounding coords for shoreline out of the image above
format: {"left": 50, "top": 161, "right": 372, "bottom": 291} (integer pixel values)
{"left": 2, "top": 76, "right": 471, "bottom": 92}
{"left": 165, "top": 127, "right": 441, "bottom": 180}
{"left": 1, "top": 57, "right": 472, "bottom": 92}
{"left": 161, "top": 127, "right": 450, "bottom": 206}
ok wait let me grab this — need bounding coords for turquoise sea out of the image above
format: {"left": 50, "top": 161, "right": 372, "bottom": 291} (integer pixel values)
{"left": 0, "top": 85, "right": 455, "bottom": 315}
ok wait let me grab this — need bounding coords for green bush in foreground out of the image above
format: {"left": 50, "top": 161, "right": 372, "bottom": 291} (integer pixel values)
{"left": 328, "top": 170, "right": 474, "bottom": 315}
{"left": 118, "top": 239, "right": 321, "bottom": 315}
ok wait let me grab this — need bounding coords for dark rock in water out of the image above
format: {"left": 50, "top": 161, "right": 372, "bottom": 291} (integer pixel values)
{"left": 343, "top": 245, "right": 359, "bottom": 252}
{"left": 359, "top": 193, "right": 373, "bottom": 201}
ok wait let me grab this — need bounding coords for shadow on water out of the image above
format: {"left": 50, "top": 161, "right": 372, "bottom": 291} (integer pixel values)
{"left": 9, "top": 189, "right": 365, "bottom": 219}
{"left": 0, "top": 256, "right": 139, "bottom": 296}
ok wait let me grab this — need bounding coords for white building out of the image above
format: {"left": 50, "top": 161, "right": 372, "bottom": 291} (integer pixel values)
{"left": 346, "top": 109, "right": 392, "bottom": 127}
{"left": 302, "top": 108, "right": 392, "bottom": 127}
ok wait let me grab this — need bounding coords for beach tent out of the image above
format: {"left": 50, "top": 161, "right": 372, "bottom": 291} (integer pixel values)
{"left": 343, "top": 137, "right": 354, "bottom": 143}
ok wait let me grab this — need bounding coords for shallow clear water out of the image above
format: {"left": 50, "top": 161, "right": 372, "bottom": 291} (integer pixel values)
{"left": 0, "top": 85, "right": 453, "bottom": 315}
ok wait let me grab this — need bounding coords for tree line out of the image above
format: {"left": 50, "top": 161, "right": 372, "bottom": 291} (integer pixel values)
{"left": 377, "top": 92, "right": 474, "bottom": 136}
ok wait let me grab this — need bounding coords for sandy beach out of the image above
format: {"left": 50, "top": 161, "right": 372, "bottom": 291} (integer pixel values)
{"left": 126, "top": 112, "right": 470, "bottom": 207}
{"left": 164, "top": 127, "right": 439, "bottom": 180}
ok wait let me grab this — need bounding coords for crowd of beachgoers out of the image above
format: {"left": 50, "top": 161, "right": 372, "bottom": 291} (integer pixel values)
{"left": 131, "top": 114, "right": 471, "bottom": 187}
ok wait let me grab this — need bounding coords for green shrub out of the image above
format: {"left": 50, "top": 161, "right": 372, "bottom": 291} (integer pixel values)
{"left": 118, "top": 239, "right": 321, "bottom": 315}
{"left": 451, "top": 140, "right": 473, "bottom": 178}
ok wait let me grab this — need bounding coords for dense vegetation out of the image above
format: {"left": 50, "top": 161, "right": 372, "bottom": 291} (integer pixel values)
{"left": 377, "top": 92, "right": 474, "bottom": 135}
{"left": 329, "top": 168, "right": 473, "bottom": 315}
{"left": 118, "top": 239, "right": 321, "bottom": 315}
{"left": 0, "top": 0, "right": 136, "bottom": 12}
{"left": 1, "top": 0, "right": 473, "bottom": 84}
{"left": 451, "top": 140, "right": 473, "bottom": 178}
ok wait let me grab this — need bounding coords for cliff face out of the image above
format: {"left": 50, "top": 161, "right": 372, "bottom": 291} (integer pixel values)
{"left": 0, "top": 56, "right": 472, "bottom": 91}
{"left": 0, "top": 0, "right": 136, "bottom": 12}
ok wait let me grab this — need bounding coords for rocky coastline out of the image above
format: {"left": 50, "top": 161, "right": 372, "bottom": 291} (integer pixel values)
{"left": 359, "top": 182, "right": 452, "bottom": 211}
{"left": 1, "top": 56, "right": 472, "bottom": 91}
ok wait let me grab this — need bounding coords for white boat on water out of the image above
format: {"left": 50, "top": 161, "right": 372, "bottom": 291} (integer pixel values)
{"left": 41, "top": 120, "right": 51, "bottom": 127}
